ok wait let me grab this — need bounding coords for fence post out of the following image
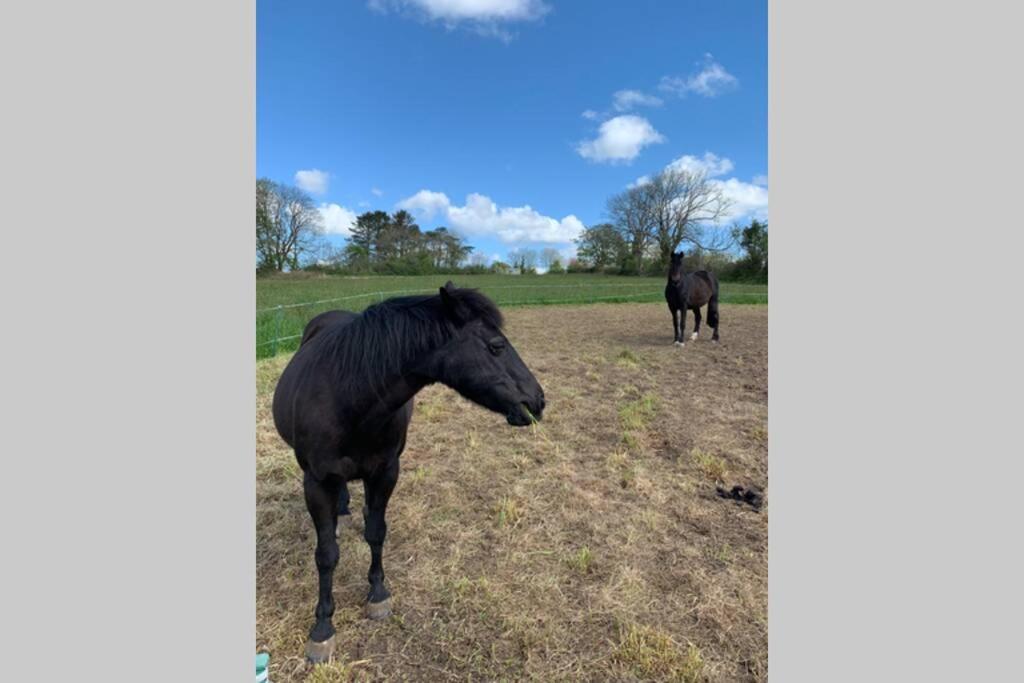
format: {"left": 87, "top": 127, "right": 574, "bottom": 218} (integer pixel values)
{"left": 271, "top": 305, "right": 283, "bottom": 356}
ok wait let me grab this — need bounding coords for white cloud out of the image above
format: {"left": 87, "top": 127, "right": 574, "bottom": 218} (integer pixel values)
{"left": 659, "top": 54, "right": 738, "bottom": 98}
{"left": 369, "top": 0, "right": 549, "bottom": 38}
{"left": 666, "top": 151, "right": 734, "bottom": 177}
{"left": 752, "top": 174, "right": 768, "bottom": 187}
{"left": 629, "top": 152, "right": 736, "bottom": 187}
{"left": 396, "top": 189, "right": 452, "bottom": 219}
{"left": 713, "top": 177, "right": 769, "bottom": 225}
{"left": 397, "top": 190, "right": 585, "bottom": 244}
{"left": 371, "top": 187, "right": 384, "bottom": 196}
{"left": 612, "top": 89, "right": 663, "bottom": 112}
{"left": 294, "top": 169, "right": 329, "bottom": 195}
{"left": 576, "top": 115, "right": 666, "bottom": 164}
{"left": 581, "top": 109, "right": 600, "bottom": 120}
{"left": 318, "top": 203, "right": 358, "bottom": 236}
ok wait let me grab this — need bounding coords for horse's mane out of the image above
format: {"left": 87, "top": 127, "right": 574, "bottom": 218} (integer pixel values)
{"left": 316, "top": 288, "right": 503, "bottom": 393}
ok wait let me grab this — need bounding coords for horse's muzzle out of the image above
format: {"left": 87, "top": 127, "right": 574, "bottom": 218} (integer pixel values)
{"left": 507, "top": 394, "right": 545, "bottom": 426}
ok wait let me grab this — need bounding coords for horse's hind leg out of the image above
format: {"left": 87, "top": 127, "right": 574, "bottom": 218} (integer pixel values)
{"left": 335, "top": 483, "right": 352, "bottom": 535}
{"left": 708, "top": 295, "right": 721, "bottom": 342}
{"left": 691, "top": 306, "right": 702, "bottom": 341}
{"left": 303, "top": 471, "right": 344, "bottom": 662}
{"left": 363, "top": 458, "right": 399, "bottom": 619}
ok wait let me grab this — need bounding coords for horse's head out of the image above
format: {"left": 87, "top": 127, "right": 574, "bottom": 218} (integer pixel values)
{"left": 419, "top": 282, "right": 545, "bottom": 426}
{"left": 669, "top": 251, "right": 685, "bottom": 284}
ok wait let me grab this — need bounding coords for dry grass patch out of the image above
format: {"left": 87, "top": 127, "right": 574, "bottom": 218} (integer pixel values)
{"left": 613, "top": 623, "right": 706, "bottom": 682}
{"left": 692, "top": 448, "right": 728, "bottom": 483}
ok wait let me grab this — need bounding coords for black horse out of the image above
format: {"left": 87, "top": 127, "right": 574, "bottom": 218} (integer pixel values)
{"left": 665, "top": 251, "right": 720, "bottom": 345}
{"left": 272, "top": 282, "right": 545, "bottom": 662}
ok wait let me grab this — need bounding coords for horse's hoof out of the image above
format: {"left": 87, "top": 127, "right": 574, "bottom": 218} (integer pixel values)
{"left": 305, "top": 635, "right": 336, "bottom": 663}
{"left": 366, "top": 597, "right": 392, "bottom": 620}
{"left": 673, "top": 341, "right": 682, "bottom": 347}
{"left": 691, "top": 332, "right": 698, "bottom": 340}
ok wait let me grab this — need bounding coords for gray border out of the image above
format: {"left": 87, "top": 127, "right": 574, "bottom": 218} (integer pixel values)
{"left": 2, "top": 1, "right": 254, "bottom": 680}
{"left": 771, "top": 1, "right": 1021, "bottom": 679}
{"left": 5, "top": 0, "right": 1022, "bottom": 680}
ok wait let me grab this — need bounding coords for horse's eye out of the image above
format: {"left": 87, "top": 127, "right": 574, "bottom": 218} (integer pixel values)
{"left": 487, "top": 337, "right": 507, "bottom": 355}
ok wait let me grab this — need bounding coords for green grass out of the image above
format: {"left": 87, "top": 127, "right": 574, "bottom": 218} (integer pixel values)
{"left": 256, "top": 273, "right": 767, "bottom": 358}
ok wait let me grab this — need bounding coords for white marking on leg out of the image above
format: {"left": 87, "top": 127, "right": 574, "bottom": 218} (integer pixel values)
{"left": 691, "top": 332, "right": 698, "bottom": 340}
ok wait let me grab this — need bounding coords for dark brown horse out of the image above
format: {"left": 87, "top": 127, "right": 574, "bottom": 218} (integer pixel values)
{"left": 664, "top": 251, "right": 720, "bottom": 345}
{"left": 272, "top": 282, "right": 545, "bottom": 662}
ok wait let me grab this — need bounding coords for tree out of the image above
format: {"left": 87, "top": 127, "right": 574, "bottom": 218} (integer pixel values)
{"left": 641, "top": 167, "right": 733, "bottom": 266}
{"left": 605, "top": 167, "right": 734, "bottom": 272}
{"left": 422, "top": 226, "right": 472, "bottom": 269}
{"left": 607, "top": 184, "right": 656, "bottom": 272}
{"left": 508, "top": 248, "right": 538, "bottom": 274}
{"left": 731, "top": 219, "right": 768, "bottom": 281}
{"left": 348, "top": 211, "right": 391, "bottom": 268}
{"left": 576, "top": 223, "right": 627, "bottom": 268}
{"left": 256, "top": 178, "right": 325, "bottom": 272}
{"left": 422, "top": 228, "right": 449, "bottom": 268}
{"left": 377, "top": 209, "right": 422, "bottom": 262}
{"left": 340, "top": 243, "right": 371, "bottom": 272}
{"left": 490, "top": 261, "right": 512, "bottom": 274}
{"left": 539, "top": 247, "right": 563, "bottom": 271}
{"left": 443, "top": 234, "right": 473, "bottom": 269}
{"left": 547, "top": 259, "right": 565, "bottom": 274}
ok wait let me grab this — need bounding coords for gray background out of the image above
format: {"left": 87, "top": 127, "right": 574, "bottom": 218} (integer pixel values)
{"left": 2, "top": 0, "right": 1021, "bottom": 680}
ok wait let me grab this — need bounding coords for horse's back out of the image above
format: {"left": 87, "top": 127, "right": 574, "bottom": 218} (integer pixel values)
{"left": 273, "top": 310, "right": 357, "bottom": 449}
{"left": 301, "top": 309, "right": 358, "bottom": 346}
{"left": 688, "top": 271, "right": 717, "bottom": 305}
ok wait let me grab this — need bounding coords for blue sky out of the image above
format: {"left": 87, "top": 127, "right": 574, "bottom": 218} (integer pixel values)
{"left": 257, "top": 0, "right": 767, "bottom": 265}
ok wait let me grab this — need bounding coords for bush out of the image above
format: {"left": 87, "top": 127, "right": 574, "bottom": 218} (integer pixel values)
{"left": 566, "top": 258, "right": 592, "bottom": 274}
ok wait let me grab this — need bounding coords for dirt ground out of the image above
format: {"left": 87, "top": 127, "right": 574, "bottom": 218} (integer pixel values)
{"left": 257, "top": 303, "right": 768, "bottom": 682}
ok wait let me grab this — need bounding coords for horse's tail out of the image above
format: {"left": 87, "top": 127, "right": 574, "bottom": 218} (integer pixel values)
{"left": 707, "top": 274, "right": 720, "bottom": 328}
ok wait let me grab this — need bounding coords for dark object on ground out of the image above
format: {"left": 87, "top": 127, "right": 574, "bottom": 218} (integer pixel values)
{"left": 716, "top": 485, "right": 764, "bottom": 510}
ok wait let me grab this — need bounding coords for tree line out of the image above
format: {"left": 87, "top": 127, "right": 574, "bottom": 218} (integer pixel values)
{"left": 256, "top": 178, "right": 478, "bottom": 276}
{"left": 333, "top": 210, "right": 475, "bottom": 274}
{"left": 256, "top": 170, "right": 766, "bottom": 282}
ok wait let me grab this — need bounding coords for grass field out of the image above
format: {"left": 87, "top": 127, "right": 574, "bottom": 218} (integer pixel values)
{"left": 257, "top": 302, "right": 767, "bottom": 681}
{"left": 256, "top": 273, "right": 767, "bottom": 358}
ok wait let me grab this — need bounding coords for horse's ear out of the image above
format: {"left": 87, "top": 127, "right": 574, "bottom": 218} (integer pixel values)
{"left": 439, "top": 283, "right": 470, "bottom": 323}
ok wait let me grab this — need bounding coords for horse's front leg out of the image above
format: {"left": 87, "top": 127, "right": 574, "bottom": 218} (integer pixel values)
{"left": 363, "top": 458, "right": 399, "bottom": 619}
{"left": 670, "top": 306, "right": 683, "bottom": 346}
{"left": 302, "top": 471, "right": 344, "bottom": 662}
{"left": 691, "top": 306, "right": 702, "bottom": 341}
